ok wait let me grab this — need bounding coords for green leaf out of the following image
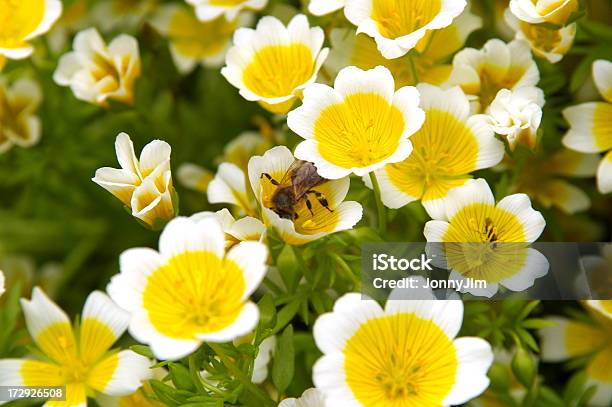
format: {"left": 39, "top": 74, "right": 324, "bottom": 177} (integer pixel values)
{"left": 522, "top": 318, "right": 556, "bottom": 329}
{"left": 277, "top": 245, "right": 301, "bottom": 293}
{"left": 563, "top": 371, "right": 587, "bottom": 403}
{"left": 257, "top": 294, "right": 277, "bottom": 330}
{"left": 130, "top": 345, "right": 154, "bottom": 359}
{"left": 272, "top": 325, "right": 295, "bottom": 395}
{"left": 272, "top": 299, "right": 301, "bottom": 334}
{"left": 169, "top": 362, "right": 195, "bottom": 391}
{"left": 511, "top": 347, "right": 537, "bottom": 389}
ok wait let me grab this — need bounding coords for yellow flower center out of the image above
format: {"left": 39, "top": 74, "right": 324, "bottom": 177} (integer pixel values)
{"left": 344, "top": 313, "right": 457, "bottom": 406}
{"left": 372, "top": 0, "right": 442, "bottom": 39}
{"left": 242, "top": 44, "right": 315, "bottom": 98}
{"left": 0, "top": 0, "right": 45, "bottom": 49}
{"left": 385, "top": 108, "right": 478, "bottom": 201}
{"left": 520, "top": 22, "right": 562, "bottom": 51}
{"left": 477, "top": 65, "right": 527, "bottom": 111}
{"left": 169, "top": 11, "right": 237, "bottom": 58}
{"left": 314, "top": 92, "right": 406, "bottom": 169}
{"left": 142, "top": 251, "right": 246, "bottom": 339}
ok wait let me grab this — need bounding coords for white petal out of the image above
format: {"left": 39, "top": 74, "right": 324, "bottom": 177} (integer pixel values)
{"left": 308, "top": 0, "right": 344, "bottom": 16}
{"left": 593, "top": 59, "right": 612, "bottom": 103}
{"left": 82, "top": 291, "right": 129, "bottom": 339}
{"left": 385, "top": 296, "right": 464, "bottom": 339}
{"left": 497, "top": 194, "right": 546, "bottom": 242}
{"left": 226, "top": 241, "right": 268, "bottom": 299}
{"left": 20, "top": 286, "right": 70, "bottom": 340}
{"left": 207, "top": 163, "right": 248, "bottom": 207}
{"left": 539, "top": 317, "right": 571, "bottom": 362}
{"left": 499, "top": 248, "right": 549, "bottom": 291}
{"left": 159, "top": 217, "right": 225, "bottom": 260}
{"left": 114, "top": 133, "right": 140, "bottom": 176}
{"left": 313, "top": 293, "right": 383, "bottom": 354}
{"left": 334, "top": 65, "right": 395, "bottom": 101}
{"left": 445, "top": 179, "right": 495, "bottom": 220}
{"left": 424, "top": 220, "right": 451, "bottom": 241}
{"left": 287, "top": 83, "right": 342, "bottom": 141}
{"left": 597, "top": 152, "right": 612, "bottom": 194}
{"left": 562, "top": 103, "right": 604, "bottom": 153}
{"left": 139, "top": 140, "right": 171, "bottom": 176}
{"left": 247, "top": 146, "right": 295, "bottom": 201}
{"left": 99, "top": 350, "right": 152, "bottom": 396}
{"left": 312, "top": 353, "right": 361, "bottom": 407}
{"left": 0, "top": 359, "right": 25, "bottom": 386}
{"left": 443, "top": 337, "right": 493, "bottom": 405}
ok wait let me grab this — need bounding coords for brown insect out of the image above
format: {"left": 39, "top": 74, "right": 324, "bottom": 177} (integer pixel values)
{"left": 261, "top": 160, "right": 333, "bottom": 220}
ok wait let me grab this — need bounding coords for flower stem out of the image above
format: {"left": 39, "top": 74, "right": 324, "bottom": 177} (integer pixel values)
{"left": 369, "top": 172, "right": 387, "bottom": 235}
{"left": 408, "top": 52, "right": 420, "bottom": 84}
{"left": 208, "top": 343, "right": 275, "bottom": 407}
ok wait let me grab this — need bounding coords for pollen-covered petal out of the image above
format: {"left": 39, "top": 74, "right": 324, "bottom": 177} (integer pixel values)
{"left": 247, "top": 145, "right": 295, "bottom": 202}
{"left": 444, "top": 178, "right": 495, "bottom": 221}
{"left": 225, "top": 241, "right": 268, "bottom": 299}
{"left": 496, "top": 194, "right": 546, "bottom": 243}
{"left": 88, "top": 350, "right": 152, "bottom": 396}
{"left": 597, "top": 151, "right": 612, "bottom": 194}
{"left": 384, "top": 298, "right": 464, "bottom": 339}
{"left": 109, "top": 248, "right": 164, "bottom": 313}
{"left": 563, "top": 102, "right": 612, "bottom": 153}
{"left": 20, "top": 287, "right": 77, "bottom": 364}
{"left": 593, "top": 59, "right": 612, "bottom": 104}
{"left": 313, "top": 293, "right": 383, "bottom": 355}
{"left": 80, "top": 291, "right": 130, "bottom": 365}
{"left": 443, "top": 337, "right": 493, "bottom": 405}
{"left": 159, "top": 216, "right": 225, "bottom": 260}
{"left": 207, "top": 163, "right": 250, "bottom": 209}
{"left": 539, "top": 317, "right": 607, "bottom": 362}
{"left": 498, "top": 248, "right": 549, "bottom": 291}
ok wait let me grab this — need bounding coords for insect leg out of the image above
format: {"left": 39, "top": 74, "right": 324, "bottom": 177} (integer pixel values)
{"left": 260, "top": 172, "right": 280, "bottom": 185}
{"left": 306, "top": 190, "right": 334, "bottom": 213}
{"left": 305, "top": 196, "right": 315, "bottom": 216}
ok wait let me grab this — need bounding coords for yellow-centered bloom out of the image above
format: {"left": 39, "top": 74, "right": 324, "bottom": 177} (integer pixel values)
{"left": 107, "top": 216, "right": 268, "bottom": 360}
{"left": 312, "top": 288, "right": 494, "bottom": 406}
{"left": 327, "top": 8, "right": 482, "bottom": 88}
{"left": 0, "top": 0, "right": 62, "bottom": 61}
{"left": 288, "top": 66, "right": 425, "bottom": 179}
{"left": 280, "top": 388, "right": 326, "bottom": 407}
{"left": 186, "top": 0, "right": 268, "bottom": 22}
{"left": 509, "top": 0, "right": 578, "bottom": 25}
{"left": 222, "top": 14, "right": 329, "bottom": 114}
{"left": 505, "top": 149, "right": 599, "bottom": 214}
{"left": 248, "top": 146, "right": 363, "bottom": 245}
{"left": 540, "top": 301, "right": 612, "bottom": 406}
{"left": 449, "top": 39, "right": 540, "bottom": 113}
{"left": 344, "top": 0, "right": 467, "bottom": 59}
{"left": 424, "top": 179, "right": 547, "bottom": 297}
{"left": 563, "top": 59, "right": 612, "bottom": 194}
{"left": 0, "top": 289, "right": 152, "bottom": 407}
{"left": 367, "top": 84, "right": 504, "bottom": 218}
{"left": 0, "top": 78, "right": 42, "bottom": 154}
{"left": 151, "top": 5, "right": 251, "bottom": 73}
{"left": 177, "top": 163, "right": 214, "bottom": 193}
{"left": 54, "top": 28, "right": 141, "bottom": 107}
{"left": 0, "top": 270, "right": 4, "bottom": 298}
{"left": 92, "top": 133, "right": 177, "bottom": 229}
{"left": 505, "top": 8, "right": 576, "bottom": 64}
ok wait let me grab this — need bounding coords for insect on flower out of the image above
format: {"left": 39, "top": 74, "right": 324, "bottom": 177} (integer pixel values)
{"left": 261, "top": 160, "right": 333, "bottom": 221}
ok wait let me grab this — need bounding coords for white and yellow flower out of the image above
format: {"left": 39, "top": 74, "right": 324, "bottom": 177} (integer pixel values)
{"left": 449, "top": 39, "right": 540, "bottom": 113}
{"left": 0, "top": 288, "right": 152, "bottom": 406}
{"left": 191, "top": 208, "right": 266, "bottom": 248}
{"left": 480, "top": 86, "right": 545, "bottom": 150}
{"left": 312, "top": 288, "right": 494, "bottom": 406}
{"left": 248, "top": 146, "right": 363, "bottom": 245}
{"left": 0, "top": 270, "right": 4, "bottom": 298}
{"left": 326, "top": 8, "right": 482, "bottom": 88}
{"left": 366, "top": 84, "right": 504, "bottom": 218}
{"left": 97, "top": 368, "right": 167, "bottom": 407}
{"left": 0, "top": 78, "right": 42, "bottom": 154}
{"left": 308, "top": 0, "right": 345, "bottom": 16}
{"left": 563, "top": 59, "right": 612, "bottom": 194}
{"left": 207, "top": 162, "right": 257, "bottom": 215}
{"left": 151, "top": 5, "right": 251, "bottom": 73}
{"left": 344, "top": 0, "right": 467, "bottom": 59}
{"left": 540, "top": 302, "right": 612, "bottom": 406}
{"left": 186, "top": 0, "right": 267, "bottom": 22}
{"left": 509, "top": 0, "right": 578, "bottom": 25}
{"left": 0, "top": 0, "right": 62, "bottom": 62}
{"left": 107, "top": 216, "right": 268, "bottom": 360}
{"left": 91, "top": 0, "right": 156, "bottom": 33}
{"left": 177, "top": 163, "right": 214, "bottom": 193}
{"left": 508, "top": 149, "right": 599, "bottom": 214}
{"left": 288, "top": 66, "right": 425, "bottom": 179}
{"left": 222, "top": 14, "right": 328, "bottom": 114}
{"left": 504, "top": 8, "right": 576, "bottom": 64}
{"left": 53, "top": 28, "right": 141, "bottom": 107}
{"left": 92, "top": 133, "right": 177, "bottom": 229}
{"left": 280, "top": 388, "right": 326, "bottom": 407}
{"left": 424, "top": 179, "right": 548, "bottom": 297}
{"left": 222, "top": 131, "right": 273, "bottom": 173}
